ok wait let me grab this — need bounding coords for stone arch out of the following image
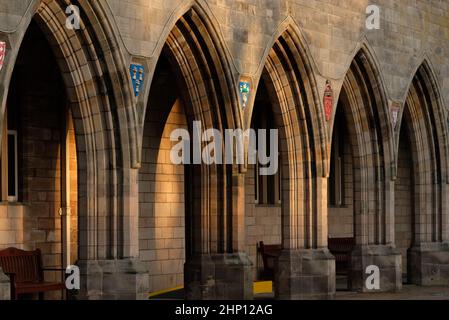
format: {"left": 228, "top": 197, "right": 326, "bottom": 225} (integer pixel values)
{"left": 140, "top": 7, "right": 251, "bottom": 300}
{"left": 397, "top": 61, "right": 449, "bottom": 286}
{"left": 32, "top": 0, "right": 138, "bottom": 261}
{"left": 254, "top": 26, "right": 333, "bottom": 299}
{"left": 337, "top": 47, "right": 401, "bottom": 291}
{"left": 143, "top": 2, "right": 241, "bottom": 133}
{"left": 261, "top": 26, "right": 328, "bottom": 248}
{"left": 401, "top": 61, "right": 448, "bottom": 243}
{"left": 0, "top": 0, "right": 146, "bottom": 298}
{"left": 340, "top": 47, "right": 393, "bottom": 245}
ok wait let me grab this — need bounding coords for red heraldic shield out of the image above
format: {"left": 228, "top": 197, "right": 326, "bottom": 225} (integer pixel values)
{"left": 0, "top": 42, "right": 6, "bottom": 72}
{"left": 324, "top": 80, "right": 333, "bottom": 122}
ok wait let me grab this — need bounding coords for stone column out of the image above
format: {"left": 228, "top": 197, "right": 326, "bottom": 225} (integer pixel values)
{"left": 184, "top": 168, "right": 253, "bottom": 300}
{"left": 0, "top": 267, "right": 10, "bottom": 300}
{"left": 185, "top": 253, "right": 253, "bottom": 300}
{"left": 409, "top": 243, "right": 449, "bottom": 286}
{"left": 275, "top": 176, "right": 336, "bottom": 300}
{"left": 350, "top": 245, "right": 402, "bottom": 292}
{"left": 349, "top": 174, "right": 402, "bottom": 292}
{"left": 77, "top": 167, "right": 149, "bottom": 300}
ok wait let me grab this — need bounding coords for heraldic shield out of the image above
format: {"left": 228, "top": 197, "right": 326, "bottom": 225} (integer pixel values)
{"left": 130, "top": 64, "right": 145, "bottom": 97}
{"left": 0, "top": 41, "right": 6, "bottom": 72}
{"left": 239, "top": 81, "right": 251, "bottom": 109}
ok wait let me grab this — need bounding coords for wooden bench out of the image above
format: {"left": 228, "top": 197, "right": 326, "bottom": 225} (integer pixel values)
{"left": 257, "top": 241, "right": 282, "bottom": 281}
{"left": 0, "top": 247, "right": 66, "bottom": 300}
{"left": 328, "top": 237, "right": 355, "bottom": 276}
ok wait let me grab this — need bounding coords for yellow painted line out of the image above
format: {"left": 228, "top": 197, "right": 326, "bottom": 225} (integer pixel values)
{"left": 149, "top": 281, "right": 273, "bottom": 298}
{"left": 149, "top": 285, "right": 183, "bottom": 298}
{"left": 253, "top": 281, "right": 273, "bottom": 294}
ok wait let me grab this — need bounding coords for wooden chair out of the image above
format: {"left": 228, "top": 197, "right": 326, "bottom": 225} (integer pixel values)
{"left": 0, "top": 247, "right": 66, "bottom": 300}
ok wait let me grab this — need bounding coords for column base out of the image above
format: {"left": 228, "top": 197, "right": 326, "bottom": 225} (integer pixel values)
{"left": 0, "top": 267, "right": 10, "bottom": 300}
{"left": 409, "top": 242, "right": 449, "bottom": 286}
{"left": 184, "top": 253, "right": 253, "bottom": 300}
{"left": 274, "top": 249, "right": 335, "bottom": 300}
{"left": 350, "top": 245, "right": 402, "bottom": 292}
{"left": 76, "top": 259, "right": 149, "bottom": 300}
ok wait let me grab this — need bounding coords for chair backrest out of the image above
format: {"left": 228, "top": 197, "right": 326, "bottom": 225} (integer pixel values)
{"left": 0, "top": 247, "right": 43, "bottom": 283}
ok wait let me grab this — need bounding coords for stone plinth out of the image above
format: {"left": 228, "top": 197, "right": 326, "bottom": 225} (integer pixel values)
{"left": 76, "top": 259, "right": 149, "bottom": 300}
{"left": 409, "top": 242, "right": 449, "bottom": 286}
{"left": 274, "top": 249, "right": 336, "bottom": 300}
{"left": 185, "top": 253, "right": 253, "bottom": 300}
{"left": 350, "top": 245, "right": 402, "bottom": 292}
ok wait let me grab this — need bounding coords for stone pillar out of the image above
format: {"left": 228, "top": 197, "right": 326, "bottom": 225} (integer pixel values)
{"left": 184, "top": 170, "right": 253, "bottom": 300}
{"left": 409, "top": 242, "right": 449, "bottom": 286}
{"left": 75, "top": 166, "right": 150, "bottom": 300}
{"left": 185, "top": 253, "right": 253, "bottom": 300}
{"left": 76, "top": 259, "right": 149, "bottom": 300}
{"left": 0, "top": 267, "right": 10, "bottom": 300}
{"left": 350, "top": 245, "right": 402, "bottom": 292}
{"left": 275, "top": 249, "right": 335, "bottom": 300}
{"left": 275, "top": 177, "right": 336, "bottom": 300}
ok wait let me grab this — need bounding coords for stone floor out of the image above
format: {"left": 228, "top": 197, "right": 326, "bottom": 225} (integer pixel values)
{"left": 335, "top": 285, "right": 449, "bottom": 300}
{"left": 150, "top": 285, "right": 449, "bottom": 300}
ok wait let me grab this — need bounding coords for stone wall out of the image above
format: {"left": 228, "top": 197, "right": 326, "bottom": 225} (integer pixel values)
{"left": 0, "top": 205, "right": 24, "bottom": 248}
{"left": 245, "top": 164, "right": 281, "bottom": 280}
{"left": 139, "top": 99, "right": 186, "bottom": 293}
{"left": 328, "top": 123, "right": 354, "bottom": 239}
{"left": 395, "top": 127, "right": 413, "bottom": 278}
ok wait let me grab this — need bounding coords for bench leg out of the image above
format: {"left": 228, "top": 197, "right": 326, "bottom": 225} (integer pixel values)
{"left": 38, "top": 292, "right": 44, "bottom": 300}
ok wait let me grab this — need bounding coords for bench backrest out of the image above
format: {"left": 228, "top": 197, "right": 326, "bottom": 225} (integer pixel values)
{"left": 328, "top": 237, "right": 355, "bottom": 253}
{"left": 258, "top": 241, "right": 282, "bottom": 269}
{"left": 0, "top": 247, "right": 43, "bottom": 283}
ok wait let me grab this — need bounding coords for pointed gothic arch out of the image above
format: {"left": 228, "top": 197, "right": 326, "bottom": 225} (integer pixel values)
{"left": 0, "top": 0, "right": 148, "bottom": 299}
{"left": 140, "top": 7, "right": 251, "bottom": 300}
{"left": 252, "top": 25, "right": 333, "bottom": 299}
{"left": 397, "top": 61, "right": 449, "bottom": 285}
{"left": 334, "top": 47, "right": 401, "bottom": 291}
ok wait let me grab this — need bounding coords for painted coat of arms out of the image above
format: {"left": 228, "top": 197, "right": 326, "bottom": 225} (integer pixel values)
{"left": 0, "top": 41, "right": 6, "bottom": 72}
{"left": 239, "top": 81, "right": 251, "bottom": 109}
{"left": 323, "top": 80, "right": 333, "bottom": 122}
{"left": 130, "top": 64, "right": 145, "bottom": 97}
{"left": 390, "top": 102, "right": 401, "bottom": 130}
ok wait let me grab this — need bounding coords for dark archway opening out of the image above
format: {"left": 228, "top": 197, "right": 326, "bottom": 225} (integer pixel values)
{"left": 1, "top": 20, "right": 78, "bottom": 299}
